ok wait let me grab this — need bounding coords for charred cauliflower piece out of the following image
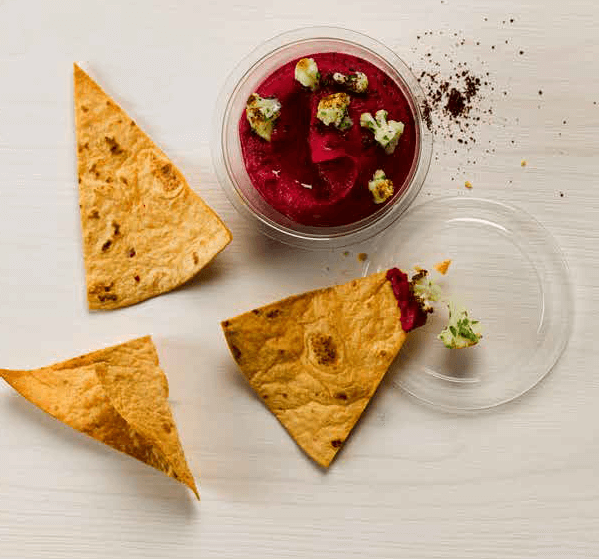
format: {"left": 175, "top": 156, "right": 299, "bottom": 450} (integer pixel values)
{"left": 368, "top": 169, "right": 394, "bottom": 204}
{"left": 246, "top": 93, "right": 281, "bottom": 141}
{"left": 295, "top": 58, "right": 320, "bottom": 91}
{"left": 316, "top": 92, "right": 352, "bottom": 130}
{"left": 410, "top": 269, "right": 442, "bottom": 313}
{"left": 332, "top": 71, "right": 369, "bottom": 93}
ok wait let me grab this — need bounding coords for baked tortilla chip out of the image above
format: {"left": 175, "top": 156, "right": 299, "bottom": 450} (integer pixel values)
{"left": 74, "top": 64, "right": 231, "bottom": 310}
{"left": 0, "top": 336, "right": 198, "bottom": 498}
{"left": 221, "top": 272, "right": 406, "bottom": 468}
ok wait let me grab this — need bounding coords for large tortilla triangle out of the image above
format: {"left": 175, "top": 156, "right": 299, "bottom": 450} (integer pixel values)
{"left": 74, "top": 64, "right": 231, "bottom": 310}
{"left": 221, "top": 272, "right": 406, "bottom": 467}
{"left": 0, "top": 336, "right": 198, "bottom": 498}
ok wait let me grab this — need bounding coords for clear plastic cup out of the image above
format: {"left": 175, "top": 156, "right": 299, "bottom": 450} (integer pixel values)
{"left": 212, "top": 26, "right": 433, "bottom": 249}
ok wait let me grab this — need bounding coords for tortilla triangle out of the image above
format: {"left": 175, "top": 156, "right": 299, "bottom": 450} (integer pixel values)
{"left": 221, "top": 272, "right": 406, "bottom": 467}
{"left": 74, "top": 64, "right": 231, "bottom": 310}
{"left": 0, "top": 336, "right": 198, "bottom": 498}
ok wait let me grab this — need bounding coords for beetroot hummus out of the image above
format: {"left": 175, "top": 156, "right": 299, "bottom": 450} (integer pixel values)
{"left": 386, "top": 267, "right": 428, "bottom": 332}
{"left": 239, "top": 52, "right": 418, "bottom": 227}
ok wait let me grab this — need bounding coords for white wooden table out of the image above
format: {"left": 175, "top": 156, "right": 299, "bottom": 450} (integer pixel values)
{"left": 1, "top": 1, "right": 598, "bottom": 557}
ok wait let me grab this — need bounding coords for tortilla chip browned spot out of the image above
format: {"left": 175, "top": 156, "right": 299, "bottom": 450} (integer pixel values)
{"left": 221, "top": 272, "right": 406, "bottom": 468}
{"left": 73, "top": 64, "right": 231, "bottom": 310}
{"left": 0, "top": 336, "right": 198, "bottom": 498}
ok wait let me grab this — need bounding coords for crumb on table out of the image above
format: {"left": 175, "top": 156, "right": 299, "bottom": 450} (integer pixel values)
{"left": 357, "top": 253, "right": 368, "bottom": 262}
{"left": 434, "top": 259, "right": 452, "bottom": 275}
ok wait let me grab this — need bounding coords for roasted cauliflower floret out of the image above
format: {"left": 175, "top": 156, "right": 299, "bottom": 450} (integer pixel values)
{"left": 332, "top": 71, "right": 369, "bottom": 93}
{"left": 438, "top": 300, "right": 483, "bottom": 349}
{"left": 295, "top": 58, "right": 320, "bottom": 91}
{"left": 246, "top": 93, "right": 281, "bottom": 141}
{"left": 367, "top": 169, "right": 394, "bottom": 204}
{"left": 316, "top": 92, "right": 352, "bottom": 130}
{"left": 360, "top": 109, "right": 405, "bottom": 154}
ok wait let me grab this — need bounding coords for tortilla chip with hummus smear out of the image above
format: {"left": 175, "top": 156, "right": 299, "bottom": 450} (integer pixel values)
{"left": 221, "top": 272, "right": 407, "bottom": 468}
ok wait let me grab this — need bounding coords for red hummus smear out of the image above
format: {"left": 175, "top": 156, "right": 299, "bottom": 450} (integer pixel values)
{"left": 386, "top": 267, "right": 428, "bottom": 332}
{"left": 239, "top": 52, "right": 418, "bottom": 226}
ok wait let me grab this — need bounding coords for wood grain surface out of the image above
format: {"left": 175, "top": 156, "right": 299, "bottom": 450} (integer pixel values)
{"left": 1, "top": 0, "right": 598, "bottom": 557}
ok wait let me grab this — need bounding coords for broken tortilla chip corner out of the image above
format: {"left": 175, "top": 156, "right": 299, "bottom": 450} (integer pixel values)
{"left": 434, "top": 259, "right": 452, "bottom": 275}
{"left": 0, "top": 336, "right": 198, "bottom": 498}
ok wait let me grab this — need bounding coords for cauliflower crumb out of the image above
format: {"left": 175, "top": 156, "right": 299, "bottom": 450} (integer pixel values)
{"left": 464, "top": 180, "right": 473, "bottom": 189}
{"left": 357, "top": 252, "right": 368, "bottom": 262}
{"left": 411, "top": 269, "right": 442, "bottom": 313}
{"left": 521, "top": 159, "right": 527, "bottom": 167}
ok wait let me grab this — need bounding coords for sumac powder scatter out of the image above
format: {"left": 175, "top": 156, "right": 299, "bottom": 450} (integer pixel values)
{"left": 418, "top": 66, "right": 487, "bottom": 140}
{"left": 446, "top": 88, "right": 466, "bottom": 118}
{"left": 412, "top": 30, "right": 494, "bottom": 146}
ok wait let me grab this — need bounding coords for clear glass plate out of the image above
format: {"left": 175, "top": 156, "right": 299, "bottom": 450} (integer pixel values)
{"left": 363, "top": 196, "right": 573, "bottom": 411}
